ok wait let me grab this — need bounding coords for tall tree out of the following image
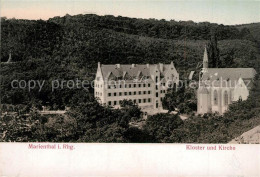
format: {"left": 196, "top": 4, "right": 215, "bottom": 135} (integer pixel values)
{"left": 207, "top": 28, "right": 220, "bottom": 68}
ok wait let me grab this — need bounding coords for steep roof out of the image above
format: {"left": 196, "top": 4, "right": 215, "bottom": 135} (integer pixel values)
{"left": 201, "top": 68, "right": 257, "bottom": 87}
{"left": 100, "top": 63, "right": 177, "bottom": 80}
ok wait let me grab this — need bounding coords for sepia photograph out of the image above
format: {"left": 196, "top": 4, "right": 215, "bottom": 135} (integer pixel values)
{"left": 0, "top": 0, "right": 260, "bottom": 176}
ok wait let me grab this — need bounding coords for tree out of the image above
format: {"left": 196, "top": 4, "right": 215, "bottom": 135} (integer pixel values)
{"left": 66, "top": 96, "right": 133, "bottom": 142}
{"left": 162, "top": 81, "right": 197, "bottom": 114}
{"left": 221, "top": 48, "right": 235, "bottom": 67}
{"left": 207, "top": 28, "right": 220, "bottom": 68}
{"left": 120, "top": 99, "right": 142, "bottom": 121}
{"left": 143, "top": 113, "right": 183, "bottom": 143}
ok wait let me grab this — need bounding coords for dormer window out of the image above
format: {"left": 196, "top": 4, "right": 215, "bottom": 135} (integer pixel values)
{"left": 123, "top": 72, "right": 131, "bottom": 80}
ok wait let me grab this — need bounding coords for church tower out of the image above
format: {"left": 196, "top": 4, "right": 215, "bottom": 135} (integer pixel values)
{"left": 197, "top": 45, "right": 211, "bottom": 114}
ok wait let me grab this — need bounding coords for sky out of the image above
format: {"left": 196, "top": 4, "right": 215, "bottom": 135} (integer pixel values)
{"left": 1, "top": 0, "right": 259, "bottom": 25}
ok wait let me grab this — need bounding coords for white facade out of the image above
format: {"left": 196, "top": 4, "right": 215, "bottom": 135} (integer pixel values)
{"left": 94, "top": 62, "right": 179, "bottom": 111}
{"left": 197, "top": 47, "right": 256, "bottom": 115}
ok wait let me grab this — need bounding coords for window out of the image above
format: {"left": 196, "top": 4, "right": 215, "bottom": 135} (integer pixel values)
{"left": 148, "top": 84, "right": 151, "bottom": 87}
{"left": 139, "top": 91, "right": 142, "bottom": 95}
{"left": 108, "top": 93, "right": 111, "bottom": 97}
{"left": 148, "top": 98, "right": 151, "bottom": 102}
{"left": 125, "top": 84, "right": 127, "bottom": 88}
{"left": 129, "top": 92, "right": 132, "bottom": 95}
{"left": 156, "top": 92, "right": 158, "bottom": 97}
{"left": 214, "top": 90, "right": 218, "bottom": 105}
{"left": 134, "top": 91, "right": 136, "bottom": 95}
{"left": 114, "top": 93, "right": 117, "bottom": 96}
{"left": 114, "top": 101, "right": 117, "bottom": 105}
{"left": 125, "top": 92, "right": 128, "bottom": 96}
{"left": 108, "top": 101, "right": 111, "bottom": 105}
{"left": 138, "top": 99, "right": 142, "bottom": 103}
{"left": 143, "top": 99, "right": 146, "bottom": 103}
{"left": 148, "top": 91, "right": 151, "bottom": 94}
{"left": 134, "top": 99, "right": 137, "bottom": 104}
{"left": 143, "top": 84, "right": 146, "bottom": 87}
{"left": 129, "top": 84, "right": 132, "bottom": 88}
{"left": 119, "top": 84, "right": 122, "bottom": 88}
{"left": 119, "top": 92, "right": 122, "bottom": 96}
{"left": 160, "top": 90, "right": 163, "bottom": 93}
{"left": 134, "top": 84, "right": 136, "bottom": 88}
{"left": 139, "top": 84, "right": 141, "bottom": 87}
{"left": 108, "top": 85, "right": 111, "bottom": 89}
{"left": 143, "top": 91, "right": 146, "bottom": 94}
{"left": 224, "top": 91, "right": 228, "bottom": 106}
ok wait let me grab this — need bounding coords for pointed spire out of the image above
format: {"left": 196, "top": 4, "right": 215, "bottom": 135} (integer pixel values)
{"left": 203, "top": 45, "right": 208, "bottom": 69}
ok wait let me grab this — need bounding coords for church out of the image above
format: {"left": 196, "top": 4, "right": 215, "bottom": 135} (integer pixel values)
{"left": 197, "top": 47, "right": 257, "bottom": 115}
{"left": 94, "top": 62, "right": 179, "bottom": 111}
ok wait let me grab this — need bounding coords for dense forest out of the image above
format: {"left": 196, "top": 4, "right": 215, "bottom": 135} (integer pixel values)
{"left": 1, "top": 14, "right": 260, "bottom": 143}
{"left": 1, "top": 14, "right": 260, "bottom": 108}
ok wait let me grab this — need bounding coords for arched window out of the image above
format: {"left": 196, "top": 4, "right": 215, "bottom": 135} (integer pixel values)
{"left": 224, "top": 91, "right": 228, "bottom": 106}
{"left": 214, "top": 90, "right": 218, "bottom": 105}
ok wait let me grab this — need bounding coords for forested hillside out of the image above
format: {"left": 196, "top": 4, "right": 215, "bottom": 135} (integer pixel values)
{"left": 1, "top": 14, "right": 260, "bottom": 108}
{"left": 1, "top": 14, "right": 260, "bottom": 143}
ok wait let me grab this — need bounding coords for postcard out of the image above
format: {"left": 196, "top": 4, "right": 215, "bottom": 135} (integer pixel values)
{"left": 0, "top": 0, "right": 260, "bottom": 176}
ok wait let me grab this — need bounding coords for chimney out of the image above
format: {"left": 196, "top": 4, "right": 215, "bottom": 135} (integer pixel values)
{"left": 116, "top": 64, "right": 120, "bottom": 68}
{"left": 146, "top": 64, "right": 149, "bottom": 68}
